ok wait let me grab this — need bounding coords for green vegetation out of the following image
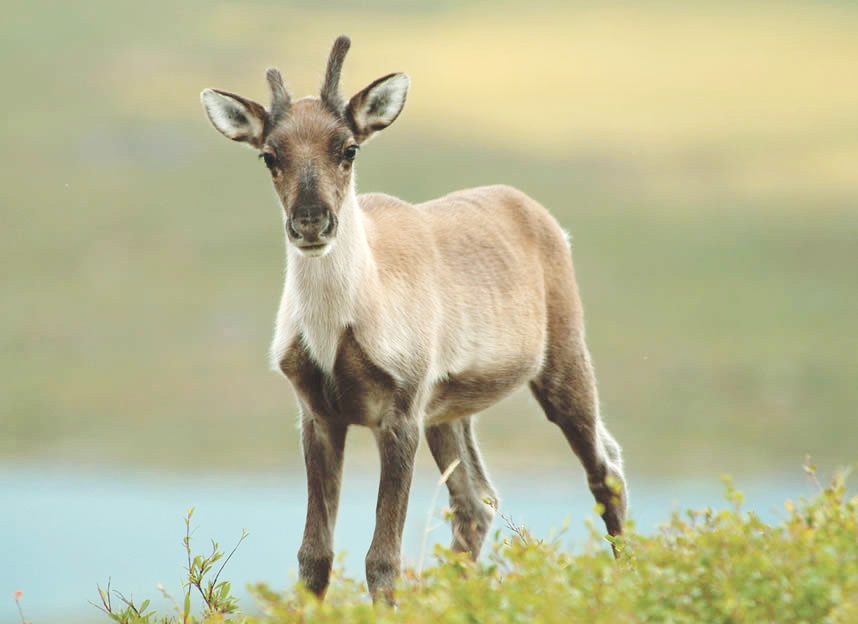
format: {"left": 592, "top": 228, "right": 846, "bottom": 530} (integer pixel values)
{"left": 90, "top": 464, "right": 858, "bottom": 623}
{"left": 3, "top": 1, "right": 858, "bottom": 476}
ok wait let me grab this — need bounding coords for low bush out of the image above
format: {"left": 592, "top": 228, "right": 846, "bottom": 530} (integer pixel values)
{"left": 91, "top": 463, "right": 857, "bottom": 624}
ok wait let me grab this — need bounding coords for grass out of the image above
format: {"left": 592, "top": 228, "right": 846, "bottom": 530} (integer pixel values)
{"left": 76, "top": 462, "right": 858, "bottom": 623}
{"left": 2, "top": 0, "right": 858, "bottom": 476}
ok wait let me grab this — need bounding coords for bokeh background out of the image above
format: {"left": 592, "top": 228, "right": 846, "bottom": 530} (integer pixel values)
{"left": 3, "top": 0, "right": 857, "bottom": 620}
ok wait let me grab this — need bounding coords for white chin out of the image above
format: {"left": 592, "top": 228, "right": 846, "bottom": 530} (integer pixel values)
{"left": 295, "top": 241, "right": 334, "bottom": 258}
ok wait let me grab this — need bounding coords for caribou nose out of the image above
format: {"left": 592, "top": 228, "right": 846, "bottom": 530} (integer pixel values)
{"left": 290, "top": 210, "right": 331, "bottom": 242}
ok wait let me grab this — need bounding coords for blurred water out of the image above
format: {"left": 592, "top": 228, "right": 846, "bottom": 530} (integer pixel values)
{"left": 2, "top": 466, "right": 808, "bottom": 622}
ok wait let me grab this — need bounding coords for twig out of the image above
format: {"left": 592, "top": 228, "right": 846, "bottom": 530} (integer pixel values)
{"left": 89, "top": 578, "right": 112, "bottom": 616}
{"left": 207, "top": 528, "right": 249, "bottom": 605}
{"left": 489, "top": 499, "right": 528, "bottom": 544}
{"left": 14, "top": 591, "right": 28, "bottom": 624}
{"left": 418, "top": 458, "right": 461, "bottom": 575}
{"left": 157, "top": 582, "right": 183, "bottom": 619}
{"left": 803, "top": 455, "right": 823, "bottom": 493}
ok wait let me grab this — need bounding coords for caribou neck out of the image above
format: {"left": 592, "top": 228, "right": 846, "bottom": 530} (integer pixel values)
{"left": 284, "top": 180, "right": 374, "bottom": 372}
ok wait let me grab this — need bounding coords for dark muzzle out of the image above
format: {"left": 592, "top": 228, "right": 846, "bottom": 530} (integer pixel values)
{"left": 288, "top": 205, "right": 335, "bottom": 244}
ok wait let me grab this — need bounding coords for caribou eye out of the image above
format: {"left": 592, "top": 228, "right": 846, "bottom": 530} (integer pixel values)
{"left": 259, "top": 152, "right": 277, "bottom": 169}
{"left": 343, "top": 145, "right": 359, "bottom": 162}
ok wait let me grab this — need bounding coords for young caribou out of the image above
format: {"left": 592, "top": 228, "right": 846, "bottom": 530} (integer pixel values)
{"left": 200, "top": 35, "right": 627, "bottom": 601}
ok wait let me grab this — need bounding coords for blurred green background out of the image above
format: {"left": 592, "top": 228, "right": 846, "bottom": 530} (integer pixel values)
{"left": 3, "top": 0, "right": 857, "bottom": 479}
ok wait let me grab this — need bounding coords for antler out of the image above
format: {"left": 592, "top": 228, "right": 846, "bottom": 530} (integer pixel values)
{"left": 266, "top": 67, "right": 291, "bottom": 127}
{"left": 321, "top": 35, "right": 351, "bottom": 114}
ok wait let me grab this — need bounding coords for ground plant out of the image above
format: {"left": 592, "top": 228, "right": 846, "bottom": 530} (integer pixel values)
{"left": 76, "top": 463, "right": 857, "bottom": 624}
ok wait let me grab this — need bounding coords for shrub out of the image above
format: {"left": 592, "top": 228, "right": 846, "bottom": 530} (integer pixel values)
{"left": 91, "top": 463, "right": 858, "bottom": 624}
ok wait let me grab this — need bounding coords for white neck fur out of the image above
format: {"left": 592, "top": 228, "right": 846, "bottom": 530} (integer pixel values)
{"left": 283, "top": 179, "right": 371, "bottom": 372}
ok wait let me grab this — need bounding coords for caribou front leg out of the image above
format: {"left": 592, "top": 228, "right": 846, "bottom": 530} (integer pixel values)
{"left": 366, "top": 414, "right": 420, "bottom": 603}
{"left": 297, "top": 408, "right": 346, "bottom": 598}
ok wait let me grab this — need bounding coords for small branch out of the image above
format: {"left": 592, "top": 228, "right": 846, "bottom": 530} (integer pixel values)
{"left": 89, "top": 579, "right": 112, "bottom": 616}
{"left": 14, "top": 591, "right": 28, "bottom": 624}
{"left": 803, "top": 455, "right": 823, "bottom": 492}
{"left": 211, "top": 528, "right": 249, "bottom": 594}
{"left": 157, "top": 582, "right": 183, "bottom": 619}
{"left": 418, "top": 458, "right": 461, "bottom": 575}
{"left": 488, "top": 499, "right": 528, "bottom": 544}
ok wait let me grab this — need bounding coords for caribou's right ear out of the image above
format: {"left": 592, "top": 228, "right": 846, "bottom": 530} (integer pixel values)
{"left": 200, "top": 88, "right": 268, "bottom": 148}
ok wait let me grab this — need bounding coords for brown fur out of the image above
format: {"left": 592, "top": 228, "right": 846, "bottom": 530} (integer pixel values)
{"left": 201, "top": 35, "right": 627, "bottom": 603}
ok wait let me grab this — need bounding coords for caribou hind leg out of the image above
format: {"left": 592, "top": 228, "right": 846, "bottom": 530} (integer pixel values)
{"left": 460, "top": 417, "right": 499, "bottom": 511}
{"left": 529, "top": 341, "right": 627, "bottom": 542}
{"left": 425, "top": 417, "right": 496, "bottom": 558}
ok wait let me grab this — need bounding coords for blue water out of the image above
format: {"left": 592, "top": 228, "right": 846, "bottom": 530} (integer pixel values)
{"left": 2, "top": 464, "right": 808, "bottom": 622}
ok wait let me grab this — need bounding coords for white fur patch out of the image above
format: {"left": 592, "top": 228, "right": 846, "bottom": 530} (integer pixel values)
{"left": 294, "top": 241, "right": 336, "bottom": 258}
{"left": 352, "top": 73, "right": 409, "bottom": 138}
{"left": 271, "top": 185, "right": 367, "bottom": 374}
{"left": 200, "top": 89, "right": 264, "bottom": 143}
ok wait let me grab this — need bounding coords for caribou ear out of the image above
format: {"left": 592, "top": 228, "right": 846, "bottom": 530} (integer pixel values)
{"left": 200, "top": 88, "right": 268, "bottom": 148}
{"left": 346, "top": 73, "right": 409, "bottom": 144}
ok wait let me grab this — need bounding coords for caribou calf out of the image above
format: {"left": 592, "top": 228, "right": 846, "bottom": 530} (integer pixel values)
{"left": 201, "top": 35, "right": 627, "bottom": 601}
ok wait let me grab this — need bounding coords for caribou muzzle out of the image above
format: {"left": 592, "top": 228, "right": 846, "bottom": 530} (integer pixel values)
{"left": 287, "top": 204, "right": 337, "bottom": 254}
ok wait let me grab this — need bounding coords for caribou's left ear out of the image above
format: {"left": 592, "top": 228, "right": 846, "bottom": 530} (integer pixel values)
{"left": 200, "top": 88, "right": 268, "bottom": 149}
{"left": 346, "top": 73, "right": 409, "bottom": 143}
